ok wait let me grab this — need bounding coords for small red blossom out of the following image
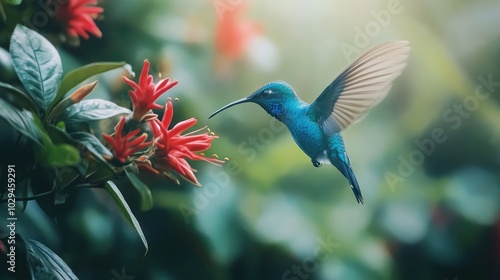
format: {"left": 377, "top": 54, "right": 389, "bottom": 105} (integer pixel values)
{"left": 102, "top": 117, "right": 152, "bottom": 163}
{"left": 149, "top": 100, "right": 224, "bottom": 185}
{"left": 123, "top": 60, "right": 178, "bottom": 121}
{"left": 55, "top": 0, "right": 104, "bottom": 39}
{"left": 214, "top": 0, "right": 261, "bottom": 73}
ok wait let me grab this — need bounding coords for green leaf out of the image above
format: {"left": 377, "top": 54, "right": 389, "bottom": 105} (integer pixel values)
{"left": 46, "top": 81, "right": 99, "bottom": 122}
{"left": 105, "top": 181, "right": 148, "bottom": 256}
{"left": 50, "top": 62, "right": 130, "bottom": 111}
{"left": 64, "top": 99, "right": 131, "bottom": 124}
{"left": 0, "top": 81, "right": 39, "bottom": 114}
{"left": 0, "top": 98, "right": 42, "bottom": 147}
{"left": 32, "top": 119, "right": 80, "bottom": 167}
{"left": 3, "top": 0, "right": 22, "bottom": 5}
{"left": 45, "top": 143, "right": 80, "bottom": 167}
{"left": 24, "top": 238, "right": 78, "bottom": 280}
{"left": 46, "top": 124, "right": 73, "bottom": 145}
{"left": 84, "top": 160, "right": 114, "bottom": 186}
{"left": 125, "top": 169, "right": 153, "bottom": 211}
{"left": 70, "top": 131, "right": 112, "bottom": 162}
{"left": 10, "top": 25, "right": 63, "bottom": 112}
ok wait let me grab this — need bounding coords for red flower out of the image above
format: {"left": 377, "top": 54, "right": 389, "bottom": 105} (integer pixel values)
{"left": 149, "top": 100, "right": 224, "bottom": 186}
{"left": 214, "top": 0, "right": 260, "bottom": 73}
{"left": 56, "top": 0, "right": 104, "bottom": 39}
{"left": 123, "top": 60, "right": 178, "bottom": 121}
{"left": 102, "top": 117, "right": 152, "bottom": 163}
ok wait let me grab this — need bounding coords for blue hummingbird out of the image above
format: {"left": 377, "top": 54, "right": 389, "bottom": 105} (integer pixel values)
{"left": 209, "top": 41, "right": 410, "bottom": 204}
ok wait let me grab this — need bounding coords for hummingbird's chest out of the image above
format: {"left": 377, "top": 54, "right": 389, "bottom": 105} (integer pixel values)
{"left": 286, "top": 118, "right": 327, "bottom": 159}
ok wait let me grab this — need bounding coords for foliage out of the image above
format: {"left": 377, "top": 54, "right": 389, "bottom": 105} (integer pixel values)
{"left": 1, "top": 0, "right": 499, "bottom": 280}
{"left": 0, "top": 23, "right": 222, "bottom": 278}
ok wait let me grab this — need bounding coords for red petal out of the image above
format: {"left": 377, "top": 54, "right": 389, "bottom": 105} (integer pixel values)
{"left": 102, "top": 133, "right": 117, "bottom": 150}
{"left": 154, "top": 79, "right": 178, "bottom": 98}
{"left": 150, "top": 120, "right": 162, "bottom": 138}
{"left": 150, "top": 103, "right": 164, "bottom": 110}
{"left": 169, "top": 118, "right": 197, "bottom": 136}
{"left": 127, "top": 133, "right": 147, "bottom": 147}
{"left": 114, "top": 117, "right": 127, "bottom": 142}
{"left": 139, "top": 60, "right": 151, "bottom": 89}
{"left": 162, "top": 101, "right": 174, "bottom": 129}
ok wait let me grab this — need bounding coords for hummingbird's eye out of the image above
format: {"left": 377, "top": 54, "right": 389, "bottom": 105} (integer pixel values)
{"left": 262, "top": 90, "right": 272, "bottom": 97}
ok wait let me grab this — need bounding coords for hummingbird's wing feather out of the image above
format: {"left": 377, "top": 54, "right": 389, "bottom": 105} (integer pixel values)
{"left": 309, "top": 41, "right": 410, "bottom": 136}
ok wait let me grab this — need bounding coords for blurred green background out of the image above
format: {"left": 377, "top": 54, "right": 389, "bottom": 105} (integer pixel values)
{"left": 1, "top": 0, "right": 500, "bottom": 279}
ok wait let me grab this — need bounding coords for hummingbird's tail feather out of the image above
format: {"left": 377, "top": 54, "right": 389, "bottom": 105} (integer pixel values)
{"left": 342, "top": 162, "right": 364, "bottom": 205}
{"left": 328, "top": 149, "right": 365, "bottom": 205}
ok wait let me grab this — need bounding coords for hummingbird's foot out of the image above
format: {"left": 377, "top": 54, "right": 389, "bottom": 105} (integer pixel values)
{"left": 312, "top": 160, "right": 322, "bottom": 168}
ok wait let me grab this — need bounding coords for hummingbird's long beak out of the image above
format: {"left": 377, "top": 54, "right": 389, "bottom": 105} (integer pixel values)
{"left": 209, "top": 97, "right": 250, "bottom": 119}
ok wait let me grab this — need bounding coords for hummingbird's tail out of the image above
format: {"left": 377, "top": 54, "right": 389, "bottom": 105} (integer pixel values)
{"left": 341, "top": 162, "right": 364, "bottom": 205}
{"left": 328, "top": 149, "right": 365, "bottom": 205}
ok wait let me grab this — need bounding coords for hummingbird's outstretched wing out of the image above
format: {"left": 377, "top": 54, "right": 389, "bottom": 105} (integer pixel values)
{"left": 308, "top": 41, "right": 410, "bottom": 136}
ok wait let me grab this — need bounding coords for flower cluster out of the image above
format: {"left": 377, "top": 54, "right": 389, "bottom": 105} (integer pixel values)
{"left": 102, "top": 117, "right": 151, "bottom": 164}
{"left": 150, "top": 101, "right": 225, "bottom": 185}
{"left": 122, "top": 60, "right": 178, "bottom": 121}
{"left": 55, "top": 0, "right": 104, "bottom": 40}
{"left": 103, "top": 60, "right": 223, "bottom": 185}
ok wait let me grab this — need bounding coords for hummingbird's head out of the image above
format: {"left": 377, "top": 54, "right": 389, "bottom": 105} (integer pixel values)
{"left": 209, "top": 81, "right": 297, "bottom": 120}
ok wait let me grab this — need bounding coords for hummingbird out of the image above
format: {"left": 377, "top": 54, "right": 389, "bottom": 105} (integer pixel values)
{"left": 209, "top": 41, "right": 410, "bottom": 204}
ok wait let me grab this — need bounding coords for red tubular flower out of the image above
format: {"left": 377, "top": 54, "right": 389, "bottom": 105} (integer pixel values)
{"left": 56, "top": 0, "right": 104, "bottom": 39}
{"left": 214, "top": 0, "right": 261, "bottom": 73}
{"left": 149, "top": 100, "right": 224, "bottom": 186}
{"left": 122, "top": 60, "right": 178, "bottom": 121}
{"left": 102, "top": 117, "right": 152, "bottom": 163}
